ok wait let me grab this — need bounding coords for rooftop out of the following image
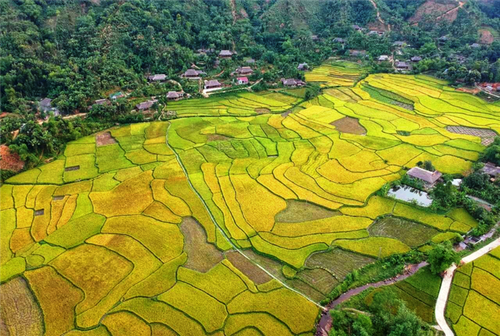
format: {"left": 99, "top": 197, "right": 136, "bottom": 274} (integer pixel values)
{"left": 481, "top": 162, "right": 500, "bottom": 177}
{"left": 407, "top": 167, "right": 442, "bottom": 184}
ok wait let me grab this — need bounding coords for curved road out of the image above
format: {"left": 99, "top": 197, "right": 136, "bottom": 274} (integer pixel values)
{"left": 435, "top": 237, "right": 500, "bottom": 336}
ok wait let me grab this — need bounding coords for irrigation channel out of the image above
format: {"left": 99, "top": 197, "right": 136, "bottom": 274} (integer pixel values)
{"left": 315, "top": 261, "right": 429, "bottom": 336}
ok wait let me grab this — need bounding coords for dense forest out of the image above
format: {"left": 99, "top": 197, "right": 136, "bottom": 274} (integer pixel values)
{"left": 1, "top": 0, "right": 500, "bottom": 173}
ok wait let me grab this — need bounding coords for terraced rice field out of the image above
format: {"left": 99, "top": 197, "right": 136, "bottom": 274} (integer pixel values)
{"left": 446, "top": 247, "right": 500, "bottom": 336}
{"left": 1, "top": 71, "right": 500, "bottom": 335}
{"left": 305, "top": 60, "right": 369, "bottom": 87}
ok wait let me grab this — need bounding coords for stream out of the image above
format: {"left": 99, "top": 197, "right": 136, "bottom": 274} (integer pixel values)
{"left": 315, "top": 261, "right": 429, "bottom": 336}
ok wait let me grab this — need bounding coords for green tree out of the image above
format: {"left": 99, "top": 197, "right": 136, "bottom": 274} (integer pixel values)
{"left": 428, "top": 241, "right": 458, "bottom": 275}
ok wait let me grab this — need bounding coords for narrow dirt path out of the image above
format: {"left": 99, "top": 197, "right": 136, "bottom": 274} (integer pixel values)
{"left": 435, "top": 1, "right": 465, "bottom": 21}
{"left": 229, "top": 0, "right": 237, "bottom": 24}
{"left": 435, "top": 237, "right": 500, "bottom": 336}
{"left": 369, "top": 0, "right": 390, "bottom": 31}
{"left": 315, "top": 261, "right": 429, "bottom": 336}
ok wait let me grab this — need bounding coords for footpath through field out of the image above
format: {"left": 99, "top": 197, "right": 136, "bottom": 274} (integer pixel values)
{"left": 435, "top": 237, "right": 500, "bottom": 336}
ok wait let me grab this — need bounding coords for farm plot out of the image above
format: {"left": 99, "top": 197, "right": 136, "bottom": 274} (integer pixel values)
{"left": 1, "top": 72, "right": 498, "bottom": 334}
{"left": 305, "top": 61, "right": 370, "bottom": 87}
{"left": 447, "top": 247, "right": 500, "bottom": 336}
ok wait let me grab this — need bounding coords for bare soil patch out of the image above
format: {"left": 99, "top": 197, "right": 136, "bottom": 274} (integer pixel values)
{"left": 332, "top": 117, "right": 366, "bottom": 135}
{"left": 0, "top": 277, "right": 43, "bottom": 336}
{"left": 479, "top": 29, "right": 495, "bottom": 44}
{"left": 207, "top": 134, "right": 230, "bottom": 142}
{"left": 409, "top": 0, "right": 456, "bottom": 24}
{"left": 281, "top": 110, "right": 293, "bottom": 117}
{"left": 96, "top": 131, "right": 117, "bottom": 147}
{"left": 457, "top": 87, "right": 480, "bottom": 94}
{"left": 255, "top": 107, "right": 271, "bottom": 114}
{"left": 225, "top": 250, "right": 272, "bottom": 285}
{"left": 0, "top": 145, "right": 25, "bottom": 172}
{"left": 180, "top": 217, "right": 223, "bottom": 272}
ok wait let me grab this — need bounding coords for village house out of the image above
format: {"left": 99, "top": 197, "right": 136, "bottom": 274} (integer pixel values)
{"left": 182, "top": 69, "right": 205, "bottom": 79}
{"left": 438, "top": 36, "right": 449, "bottom": 44}
{"left": 94, "top": 99, "right": 110, "bottom": 106}
{"left": 352, "top": 24, "right": 363, "bottom": 31}
{"left": 393, "top": 41, "right": 406, "bottom": 48}
{"left": 333, "top": 37, "right": 345, "bottom": 44}
{"left": 407, "top": 167, "right": 442, "bottom": 188}
{"left": 411, "top": 56, "right": 422, "bottom": 62}
{"left": 378, "top": 55, "right": 389, "bottom": 62}
{"left": 148, "top": 74, "right": 167, "bottom": 82}
{"left": 368, "top": 30, "right": 383, "bottom": 37}
{"left": 39, "top": 98, "right": 60, "bottom": 116}
{"left": 350, "top": 50, "right": 367, "bottom": 57}
{"left": 297, "top": 63, "right": 309, "bottom": 71}
{"left": 395, "top": 61, "right": 411, "bottom": 72}
{"left": 110, "top": 91, "right": 126, "bottom": 100}
{"left": 481, "top": 162, "right": 500, "bottom": 180}
{"left": 219, "top": 50, "right": 234, "bottom": 59}
{"left": 204, "top": 79, "right": 222, "bottom": 90}
{"left": 135, "top": 100, "right": 158, "bottom": 111}
{"left": 281, "top": 78, "right": 305, "bottom": 87}
{"left": 234, "top": 66, "right": 253, "bottom": 76}
{"left": 236, "top": 77, "right": 249, "bottom": 85}
{"left": 167, "top": 91, "right": 184, "bottom": 101}
{"left": 246, "top": 58, "right": 256, "bottom": 64}
{"left": 471, "top": 43, "right": 482, "bottom": 49}
{"left": 196, "top": 48, "right": 214, "bottom": 54}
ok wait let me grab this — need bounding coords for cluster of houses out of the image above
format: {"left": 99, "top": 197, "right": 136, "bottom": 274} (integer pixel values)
{"left": 479, "top": 83, "right": 500, "bottom": 93}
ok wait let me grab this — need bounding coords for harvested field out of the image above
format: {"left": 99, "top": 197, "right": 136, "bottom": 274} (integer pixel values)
{"left": 446, "top": 126, "right": 497, "bottom": 145}
{"left": 368, "top": 216, "right": 439, "bottom": 247}
{"left": 332, "top": 117, "right": 366, "bottom": 135}
{"left": 0, "top": 277, "right": 43, "bottom": 335}
{"left": 180, "top": 217, "right": 223, "bottom": 272}
{"left": 275, "top": 200, "right": 340, "bottom": 223}
{"left": 96, "top": 131, "right": 117, "bottom": 146}
{"left": 225, "top": 251, "right": 272, "bottom": 285}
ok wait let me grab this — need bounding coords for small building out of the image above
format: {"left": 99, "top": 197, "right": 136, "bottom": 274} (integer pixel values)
{"left": 136, "top": 100, "right": 158, "bottom": 111}
{"left": 182, "top": 69, "right": 205, "bottom": 79}
{"left": 333, "top": 37, "right": 345, "bottom": 44}
{"left": 94, "top": 99, "right": 110, "bottom": 106}
{"left": 395, "top": 61, "right": 411, "bottom": 72}
{"left": 471, "top": 43, "right": 481, "bottom": 49}
{"left": 281, "top": 78, "right": 305, "bottom": 87}
{"left": 219, "top": 50, "right": 234, "bottom": 59}
{"left": 411, "top": 56, "right": 422, "bottom": 62}
{"left": 236, "top": 77, "right": 249, "bottom": 85}
{"left": 204, "top": 79, "right": 222, "bottom": 90}
{"left": 407, "top": 167, "right": 442, "bottom": 187}
{"left": 246, "top": 58, "right": 256, "bottom": 64}
{"left": 368, "top": 30, "right": 383, "bottom": 37}
{"left": 393, "top": 41, "right": 406, "bottom": 48}
{"left": 234, "top": 66, "right": 253, "bottom": 76}
{"left": 378, "top": 55, "right": 389, "bottom": 62}
{"left": 297, "top": 63, "right": 309, "bottom": 71}
{"left": 148, "top": 74, "right": 167, "bottom": 82}
{"left": 110, "top": 92, "right": 126, "bottom": 100}
{"left": 350, "top": 50, "right": 367, "bottom": 57}
{"left": 439, "top": 36, "right": 449, "bottom": 43}
{"left": 39, "top": 98, "right": 60, "bottom": 116}
{"left": 196, "top": 48, "right": 215, "bottom": 54}
{"left": 167, "top": 91, "right": 184, "bottom": 101}
{"left": 352, "top": 25, "right": 363, "bottom": 31}
{"left": 481, "top": 162, "right": 500, "bottom": 178}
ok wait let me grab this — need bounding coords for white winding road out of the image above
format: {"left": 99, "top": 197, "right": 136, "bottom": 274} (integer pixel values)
{"left": 435, "top": 237, "right": 500, "bottom": 336}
